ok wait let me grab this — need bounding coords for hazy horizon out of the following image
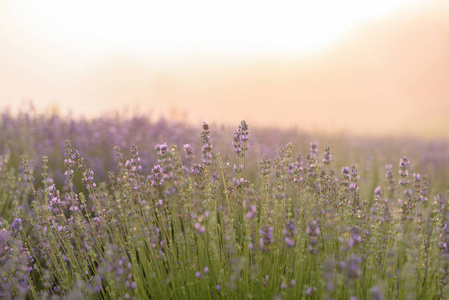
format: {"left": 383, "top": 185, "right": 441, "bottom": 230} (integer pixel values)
{"left": 1, "top": 0, "right": 448, "bottom": 138}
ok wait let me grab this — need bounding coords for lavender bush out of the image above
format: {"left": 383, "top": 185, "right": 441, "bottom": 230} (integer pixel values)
{"left": 0, "top": 109, "right": 448, "bottom": 299}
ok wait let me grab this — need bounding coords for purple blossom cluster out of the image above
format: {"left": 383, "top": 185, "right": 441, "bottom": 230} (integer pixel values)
{"left": 399, "top": 156, "right": 410, "bottom": 187}
{"left": 306, "top": 220, "right": 321, "bottom": 254}
{"left": 246, "top": 204, "right": 257, "bottom": 220}
{"left": 233, "top": 120, "right": 250, "bottom": 157}
{"left": 183, "top": 144, "right": 194, "bottom": 161}
{"left": 0, "top": 229, "right": 33, "bottom": 299}
{"left": 0, "top": 112, "right": 448, "bottom": 299}
{"left": 149, "top": 164, "right": 164, "bottom": 187}
{"left": 258, "top": 156, "right": 271, "bottom": 176}
{"left": 259, "top": 226, "right": 275, "bottom": 252}
{"left": 283, "top": 220, "right": 297, "bottom": 247}
{"left": 323, "top": 145, "right": 332, "bottom": 165}
{"left": 201, "top": 122, "right": 213, "bottom": 164}
{"left": 385, "top": 164, "right": 396, "bottom": 197}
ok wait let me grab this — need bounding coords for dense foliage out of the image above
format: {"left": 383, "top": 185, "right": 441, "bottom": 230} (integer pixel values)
{"left": 0, "top": 111, "right": 449, "bottom": 299}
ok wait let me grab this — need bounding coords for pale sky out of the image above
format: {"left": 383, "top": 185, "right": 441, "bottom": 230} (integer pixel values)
{"left": 2, "top": 0, "right": 429, "bottom": 60}
{"left": 1, "top": 0, "right": 448, "bottom": 137}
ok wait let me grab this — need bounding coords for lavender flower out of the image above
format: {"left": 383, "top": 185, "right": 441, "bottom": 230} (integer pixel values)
{"left": 233, "top": 120, "right": 250, "bottom": 157}
{"left": 399, "top": 156, "right": 410, "bottom": 187}
{"left": 349, "top": 165, "right": 361, "bottom": 211}
{"left": 283, "top": 220, "right": 297, "bottom": 248}
{"left": 183, "top": 144, "right": 194, "bottom": 160}
{"left": 323, "top": 258, "right": 336, "bottom": 292}
{"left": 233, "top": 164, "right": 244, "bottom": 173}
{"left": 293, "top": 155, "right": 304, "bottom": 184}
{"left": 310, "top": 143, "right": 318, "bottom": 158}
{"left": 201, "top": 122, "right": 213, "bottom": 165}
{"left": 306, "top": 286, "right": 317, "bottom": 296}
{"left": 0, "top": 229, "right": 33, "bottom": 298}
{"left": 3, "top": 114, "right": 449, "bottom": 299}
{"left": 11, "top": 218, "right": 22, "bottom": 235}
{"left": 305, "top": 144, "right": 319, "bottom": 181}
{"left": 259, "top": 226, "right": 275, "bottom": 252}
{"left": 370, "top": 285, "right": 384, "bottom": 300}
{"left": 374, "top": 186, "right": 382, "bottom": 197}
{"left": 323, "top": 145, "right": 332, "bottom": 165}
{"left": 385, "top": 164, "right": 395, "bottom": 195}
{"left": 259, "top": 156, "right": 271, "bottom": 176}
{"left": 306, "top": 220, "right": 320, "bottom": 254}
{"left": 194, "top": 222, "right": 206, "bottom": 233}
{"left": 347, "top": 226, "right": 362, "bottom": 249}
{"left": 81, "top": 169, "right": 96, "bottom": 190}
{"left": 341, "top": 166, "right": 351, "bottom": 187}
{"left": 150, "top": 165, "right": 164, "bottom": 187}
{"left": 20, "top": 154, "right": 35, "bottom": 186}
{"left": 155, "top": 143, "right": 168, "bottom": 159}
{"left": 413, "top": 173, "right": 428, "bottom": 202}
{"left": 343, "top": 255, "right": 362, "bottom": 280}
{"left": 246, "top": 204, "right": 257, "bottom": 220}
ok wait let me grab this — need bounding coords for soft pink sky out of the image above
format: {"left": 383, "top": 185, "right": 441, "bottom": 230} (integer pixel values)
{"left": 1, "top": 0, "right": 448, "bottom": 137}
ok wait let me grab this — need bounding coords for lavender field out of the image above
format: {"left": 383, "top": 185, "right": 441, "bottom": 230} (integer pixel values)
{"left": 1, "top": 110, "right": 449, "bottom": 299}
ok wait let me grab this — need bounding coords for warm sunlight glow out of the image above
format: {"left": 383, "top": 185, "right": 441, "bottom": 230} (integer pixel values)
{"left": 8, "top": 0, "right": 425, "bottom": 59}
{"left": 2, "top": 0, "right": 448, "bottom": 138}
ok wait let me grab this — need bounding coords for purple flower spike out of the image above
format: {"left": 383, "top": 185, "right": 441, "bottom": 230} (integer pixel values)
{"left": 194, "top": 223, "right": 201, "bottom": 230}
{"left": 183, "top": 144, "right": 194, "bottom": 160}
{"left": 259, "top": 226, "right": 275, "bottom": 252}
{"left": 201, "top": 122, "right": 213, "bottom": 165}
{"left": 194, "top": 223, "right": 206, "bottom": 234}
{"left": 399, "top": 156, "right": 410, "bottom": 186}
{"left": 284, "top": 237, "right": 294, "bottom": 247}
{"left": 374, "top": 186, "right": 382, "bottom": 196}
{"left": 233, "top": 120, "right": 250, "bottom": 157}
{"left": 323, "top": 145, "right": 332, "bottom": 165}
{"left": 284, "top": 220, "right": 296, "bottom": 247}
{"left": 310, "top": 143, "right": 318, "bottom": 158}
{"left": 306, "top": 287, "right": 317, "bottom": 295}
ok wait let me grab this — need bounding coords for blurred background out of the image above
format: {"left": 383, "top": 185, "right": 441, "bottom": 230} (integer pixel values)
{"left": 1, "top": 0, "right": 448, "bottom": 138}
